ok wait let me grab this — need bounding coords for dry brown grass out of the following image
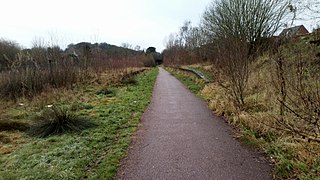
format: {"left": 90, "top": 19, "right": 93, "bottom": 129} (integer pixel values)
{"left": 0, "top": 131, "right": 29, "bottom": 155}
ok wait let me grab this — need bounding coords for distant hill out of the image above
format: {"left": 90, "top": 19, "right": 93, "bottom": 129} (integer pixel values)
{"left": 66, "top": 42, "right": 143, "bottom": 57}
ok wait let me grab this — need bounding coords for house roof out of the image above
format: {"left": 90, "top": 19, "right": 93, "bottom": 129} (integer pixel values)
{"left": 279, "top": 25, "right": 309, "bottom": 37}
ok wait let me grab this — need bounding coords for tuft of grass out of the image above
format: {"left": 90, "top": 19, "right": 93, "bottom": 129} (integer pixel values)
{"left": 313, "top": 158, "right": 320, "bottom": 176}
{"left": 265, "top": 143, "right": 298, "bottom": 178}
{"left": 28, "top": 106, "right": 96, "bottom": 138}
{"left": 276, "top": 158, "right": 294, "bottom": 178}
{"left": 95, "top": 88, "right": 118, "bottom": 98}
{"left": 120, "top": 75, "right": 138, "bottom": 85}
{"left": 239, "top": 128, "right": 266, "bottom": 149}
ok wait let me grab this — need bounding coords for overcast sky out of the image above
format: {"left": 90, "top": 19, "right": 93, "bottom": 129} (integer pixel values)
{"left": 0, "top": 0, "right": 212, "bottom": 51}
{"left": 1, "top": 0, "right": 318, "bottom": 52}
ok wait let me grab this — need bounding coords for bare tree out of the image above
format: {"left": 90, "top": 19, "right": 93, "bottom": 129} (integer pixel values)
{"left": 164, "top": 21, "right": 206, "bottom": 65}
{"left": 0, "top": 39, "right": 21, "bottom": 70}
{"left": 121, "top": 43, "right": 132, "bottom": 49}
{"left": 201, "top": 0, "right": 289, "bottom": 54}
{"left": 30, "top": 37, "right": 48, "bottom": 64}
{"left": 134, "top": 45, "right": 141, "bottom": 51}
{"left": 199, "top": 0, "right": 290, "bottom": 108}
{"left": 215, "top": 38, "right": 251, "bottom": 107}
{"left": 288, "top": 0, "right": 320, "bottom": 26}
{"left": 165, "top": 33, "right": 179, "bottom": 49}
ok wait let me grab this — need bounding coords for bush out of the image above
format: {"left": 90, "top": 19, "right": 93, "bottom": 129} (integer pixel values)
{"left": 142, "top": 54, "right": 156, "bottom": 67}
{"left": 0, "top": 39, "right": 21, "bottom": 70}
{"left": 0, "top": 55, "right": 81, "bottom": 100}
{"left": 28, "top": 106, "right": 96, "bottom": 138}
{"left": 213, "top": 38, "right": 251, "bottom": 107}
{"left": 95, "top": 89, "right": 117, "bottom": 97}
{"left": 273, "top": 42, "right": 320, "bottom": 143}
{"left": 120, "top": 76, "right": 137, "bottom": 85}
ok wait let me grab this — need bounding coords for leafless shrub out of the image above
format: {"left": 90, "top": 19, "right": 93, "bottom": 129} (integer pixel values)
{"left": 163, "top": 21, "right": 205, "bottom": 66}
{"left": 0, "top": 54, "right": 81, "bottom": 100}
{"left": 214, "top": 38, "right": 251, "bottom": 107}
{"left": 273, "top": 42, "right": 320, "bottom": 142}
{"left": 0, "top": 38, "right": 147, "bottom": 100}
{"left": 0, "top": 39, "right": 21, "bottom": 71}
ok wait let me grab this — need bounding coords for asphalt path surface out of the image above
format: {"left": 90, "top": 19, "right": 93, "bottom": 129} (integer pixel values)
{"left": 117, "top": 67, "right": 272, "bottom": 180}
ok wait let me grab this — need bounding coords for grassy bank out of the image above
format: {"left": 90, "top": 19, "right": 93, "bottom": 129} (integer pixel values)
{"left": 165, "top": 67, "right": 206, "bottom": 95}
{"left": 0, "top": 68, "right": 158, "bottom": 179}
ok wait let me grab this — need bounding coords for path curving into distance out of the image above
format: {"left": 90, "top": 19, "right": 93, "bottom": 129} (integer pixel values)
{"left": 116, "top": 67, "right": 272, "bottom": 180}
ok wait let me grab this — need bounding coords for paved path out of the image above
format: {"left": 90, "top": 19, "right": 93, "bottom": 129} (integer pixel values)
{"left": 117, "top": 68, "right": 272, "bottom": 180}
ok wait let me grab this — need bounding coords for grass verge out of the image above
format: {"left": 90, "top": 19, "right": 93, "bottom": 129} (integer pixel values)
{"left": 165, "top": 67, "right": 205, "bottom": 95}
{"left": 0, "top": 68, "right": 158, "bottom": 179}
{"left": 184, "top": 64, "right": 214, "bottom": 82}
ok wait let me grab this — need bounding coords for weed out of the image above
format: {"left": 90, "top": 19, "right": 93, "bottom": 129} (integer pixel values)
{"left": 95, "top": 89, "right": 116, "bottom": 97}
{"left": 120, "top": 74, "right": 138, "bottom": 85}
{"left": 28, "top": 106, "right": 96, "bottom": 138}
{"left": 276, "top": 158, "right": 294, "bottom": 178}
{"left": 266, "top": 143, "right": 294, "bottom": 158}
{"left": 313, "top": 158, "right": 320, "bottom": 171}
{"left": 297, "top": 162, "right": 308, "bottom": 174}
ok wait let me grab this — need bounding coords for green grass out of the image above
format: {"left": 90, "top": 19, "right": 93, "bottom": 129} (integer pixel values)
{"left": 188, "top": 66, "right": 214, "bottom": 81}
{"left": 265, "top": 144, "right": 296, "bottom": 178}
{"left": 239, "top": 128, "right": 267, "bottom": 149}
{"left": 0, "top": 68, "right": 158, "bottom": 179}
{"left": 165, "top": 67, "right": 204, "bottom": 94}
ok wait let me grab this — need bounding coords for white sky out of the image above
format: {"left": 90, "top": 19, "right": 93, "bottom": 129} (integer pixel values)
{"left": 291, "top": 0, "right": 320, "bottom": 31}
{"left": 0, "top": 0, "right": 211, "bottom": 52}
{"left": 1, "top": 0, "right": 318, "bottom": 52}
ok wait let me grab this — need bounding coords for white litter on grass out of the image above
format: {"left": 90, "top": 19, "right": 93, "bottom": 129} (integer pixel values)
{"left": 19, "top": 103, "right": 24, "bottom": 106}
{"left": 46, "top": 105, "right": 53, "bottom": 108}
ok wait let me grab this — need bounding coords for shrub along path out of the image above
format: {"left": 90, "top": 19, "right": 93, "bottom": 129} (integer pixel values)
{"left": 117, "top": 67, "right": 272, "bottom": 180}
